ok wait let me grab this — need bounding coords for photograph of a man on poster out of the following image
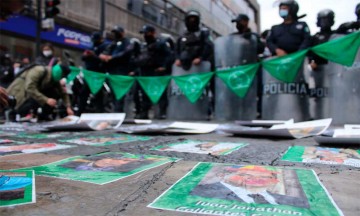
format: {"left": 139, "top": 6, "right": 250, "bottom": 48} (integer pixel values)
{"left": 190, "top": 165, "right": 310, "bottom": 208}
{"left": 302, "top": 147, "right": 360, "bottom": 165}
{"left": 60, "top": 153, "right": 159, "bottom": 172}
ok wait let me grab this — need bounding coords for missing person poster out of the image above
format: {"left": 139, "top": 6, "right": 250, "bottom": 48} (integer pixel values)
{"left": 60, "top": 134, "right": 151, "bottom": 146}
{"left": 14, "top": 152, "right": 178, "bottom": 185}
{"left": 151, "top": 140, "right": 247, "bottom": 155}
{"left": 148, "top": 163, "right": 343, "bottom": 216}
{"left": 0, "top": 143, "right": 74, "bottom": 156}
{"left": 282, "top": 146, "right": 360, "bottom": 167}
{"left": 0, "top": 170, "right": 35, "bottom": 207}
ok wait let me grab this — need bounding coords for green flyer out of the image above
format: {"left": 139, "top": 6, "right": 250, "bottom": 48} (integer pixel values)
{"left": 60, "top": 134, "right": 151, "bottom": 146}
{"left": 14, "top": 152, "right": 179, "bottom": 185}
{"left": 282, "top": 146, "right": 360, "bottom": 167}
{"left": 148, "top": 162, "right": 343, "bottom": 216}
{"left": 151, "top": 140, "right": 247, "bottom": 155}
{"left": 0, "top": 170, "right": 35, "bottom": 207}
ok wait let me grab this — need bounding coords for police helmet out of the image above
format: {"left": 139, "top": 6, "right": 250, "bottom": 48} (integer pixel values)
{"left": 185, "top": 10, "right": 201, "bottom": 20}
{"left": 111, "top": 25, "right": 124, "bottom": 34}
{"left": 356, "top": 3, "right": 360, "bottom": 17}
{"left": 279, "top": 0, "right": 299, "bottom": 18}
{"left": 316, "top": 9, "right": 335, "bottom": 28}
{"left": 91, "top": 32, "right": 102, "bottom": 42}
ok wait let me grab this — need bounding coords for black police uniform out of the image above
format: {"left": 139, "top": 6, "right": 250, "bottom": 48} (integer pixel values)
{"left": 176, "top": 28, "right": 213, "bottom": 71}
{"left": 134, "top": 38, "right": 172, "bottom": 119}
{"left": 267, "top": 21, "right": 311, "bottom": 55}
{"left": 76, "top": 38, "right": 109, "bottom": 115}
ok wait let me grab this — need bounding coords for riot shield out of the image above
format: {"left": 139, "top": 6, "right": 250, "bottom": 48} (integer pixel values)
{"left": 326, "top": 34, "right": 360, "bottom": 124}
{"left": 310, "top": 64, "right": 331, "bottom": 120}
{"left": 214, "top": 34, "right": 259, "bottom": 120}
{"left": 262, "top": 63, "right": 310, "bottom": 122}
{"left": 167, "top": 61, "right": 211, "bottom": 120}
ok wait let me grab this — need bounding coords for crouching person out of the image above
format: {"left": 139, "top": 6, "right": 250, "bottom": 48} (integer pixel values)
{"left": 7, "top": 64, "right": 74, "bottom": 120}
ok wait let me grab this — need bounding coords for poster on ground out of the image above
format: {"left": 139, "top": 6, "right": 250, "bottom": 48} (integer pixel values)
{"left": 282, "top": 146, "right": 360, "bottom": 167}
{"left": 221, "top": 119, "right": 332, "bottom": 139}
{"left": 14, "top": 152, "right": 179, "bottom": 185}
{"left": 60, "top": 134, "right": 151, "bottom": 146}
{"left": 0, "top": 170, "right": 35, "bottom": 207}
{"left": 148, "top": 162, "right": 343, "bottom": 216}
{"left": 151, "top": 140, "right": 247, "bottom": 156}
{"left": 17, "top": 132, "right": 82, "bottom": 139}
{"left": 0, "top": 143, "right": 74, "bottom": 156}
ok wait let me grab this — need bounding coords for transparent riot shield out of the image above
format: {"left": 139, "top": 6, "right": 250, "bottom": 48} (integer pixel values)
{"left": 167, "top": 61, "right": 211, "bottom": 120}
{"left": 326, "top": 34, "right": 360, "bottom": 124}
{"left": 262, "top": 63, "right": 310, "bottom": 122}
{"left": 214, "top": 34, "right": 259, "bottom": 120}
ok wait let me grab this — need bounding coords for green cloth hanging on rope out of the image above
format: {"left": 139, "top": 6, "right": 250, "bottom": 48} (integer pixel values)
{"left": 262, "top": 50, "right": 308, "bottom": 83}
{"left": 136, "top": 76, "right": 171, "bottom": 104}
{"left": 216, "top": 63, "right": 259, "bottom": 98}
{"left": 311, "top": 31, "right": 360, "bottom": 67}
{"left": 173, "top": 72, "right": 213, "bottom": 103}
{"left": 107, "top": 75, "right": 135, "bottom": 100}
{"left": 82, "top": 69, "right": 107, "bottom": 95}
{"left": 66, "top": 66, "right": 80, "bottom": 83}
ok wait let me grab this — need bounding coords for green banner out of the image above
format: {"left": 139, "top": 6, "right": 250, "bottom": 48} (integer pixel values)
{"left": 82, "top": 69, "right": 107, "bottom": 95}
{"left": 151, "top": 140, "right": 247, "bottom": 156}
{"left": 149, "top": 162, "right": 343, "bottom": 216}
{"left": 60, "top": 134, "right": 151, "bottom": 146}
{"left": 216, "top": 64, "right": 259, "bottom": 98}
{"left": 66, "top": 66, "right": 81, "bottom": 83}
{"left": 14, "top": 152, "right": 178, "bottom": 185}
{"left": 107, "top": 75, "right": 135, "bottom": 100}
{"left": 282, "top": 146, "right": 360, "bottom": 167}
{"left": 0, "top": 170, "right": 35, "bottom": 207}
{"left": 311, "top": 31, "right": 360, "bottom": 67}
{"left": 262, "top": 50, "right": 307, "bottom": 83}
{"left": 136, "top": 76, "right": 171, "bottom": 104}
{"left": 173, "top": 72, "right": 213, "bottom": 103}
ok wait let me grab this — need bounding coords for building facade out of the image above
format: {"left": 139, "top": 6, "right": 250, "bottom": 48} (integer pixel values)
{"left": 0, "top": 0, "right": 260, "bottom": 66}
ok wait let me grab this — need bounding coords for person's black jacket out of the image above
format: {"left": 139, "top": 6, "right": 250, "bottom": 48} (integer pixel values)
{"left": 176, "top": 28, "right": 214, "bottom": 70}
{"left": 267, "top": 21, "right": 311, "bottom": 55}
{"left": 81, "top": 41, "right": 109, "bottom": 72}
{"left": 102, "top": 37, "right": 133, "bottom": 75}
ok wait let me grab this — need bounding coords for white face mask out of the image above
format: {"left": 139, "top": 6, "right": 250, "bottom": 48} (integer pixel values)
{"left": 43, "top": 50, "right": 53, "bottom": 57}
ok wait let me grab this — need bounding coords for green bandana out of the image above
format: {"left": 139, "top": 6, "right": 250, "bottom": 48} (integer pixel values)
{"left": 52, "top": 64, "right": 63, "bottom": 82}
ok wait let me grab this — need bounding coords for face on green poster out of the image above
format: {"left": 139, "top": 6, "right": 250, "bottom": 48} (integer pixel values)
{"left": 149, "top": 163, "right": 343, "bottom": 216}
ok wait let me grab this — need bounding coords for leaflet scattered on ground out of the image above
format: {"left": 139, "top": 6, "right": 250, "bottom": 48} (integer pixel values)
{"left": 43, "top": 113, "right": 126, "bottom": 131}
{"left": 60, "top": 134, "right": 151, "bottom": 146}
{"left": 118, "top": 122, "right": 218, "bottom": 134}
{"left": 235, "top": 119, "right": 294, "bottom": 128}
{"left": 282, "top": 146, "right": 360, "bottom": 167}
{"left": 0, "top": 143, "right": 74, "bottom": 157}
{"left": 0, "top": 170, "right": 35, "bottom": 207}
{"left": 148, "top": 162, "right": 343, "bottom": 216}
{"left": 220, "top": 118, "right": 332, "bottom": 139}
{"left": 315, "top": 125, "right": 360, "bottom": 145}
{"left": 151, "top": 140, "right": 247, "bottom": 156}
{"left": 13, "top": 152, "right": 179, "bottom": 185}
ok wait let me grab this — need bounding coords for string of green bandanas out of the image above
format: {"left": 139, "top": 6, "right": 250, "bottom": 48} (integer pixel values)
{"left": 66, "top": 31, "right": 360, "bottom": 104}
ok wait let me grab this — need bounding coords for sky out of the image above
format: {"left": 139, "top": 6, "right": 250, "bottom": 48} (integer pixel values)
{"left": 257, "top": 0, "right": 359, "bottom": 34}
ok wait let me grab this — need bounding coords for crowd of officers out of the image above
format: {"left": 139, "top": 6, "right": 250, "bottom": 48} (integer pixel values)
{"left": 1, "top": 0, "right": 360, "bottom": 121}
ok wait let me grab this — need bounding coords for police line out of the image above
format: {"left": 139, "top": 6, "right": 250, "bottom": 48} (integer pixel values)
{"left": 66, "top": 31, "right": 360, "bottom": 104}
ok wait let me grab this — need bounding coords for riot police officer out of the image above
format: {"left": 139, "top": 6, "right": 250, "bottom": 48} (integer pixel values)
{"left": 76, "top": 31, "right": 109, "bottom": 115}
{"left": 175, "top": 10, "right": 213, "bottom": 71}
{"left": 100, "top": 26, "right": 133, "bottom": 112}
{"left": 336, "top": 3, "right": 360, "bottom": 34}
{"left": 231, "top": 14, "right": 265, "bottom": 56}
{"left": 267, "top": 0, "right": 311, "bottom": 57}
{"left": 309, "top": 9, "right": 335, "bottom": 71}
{"left": 134, "top": 25, "right": 172, "bottom": 119}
